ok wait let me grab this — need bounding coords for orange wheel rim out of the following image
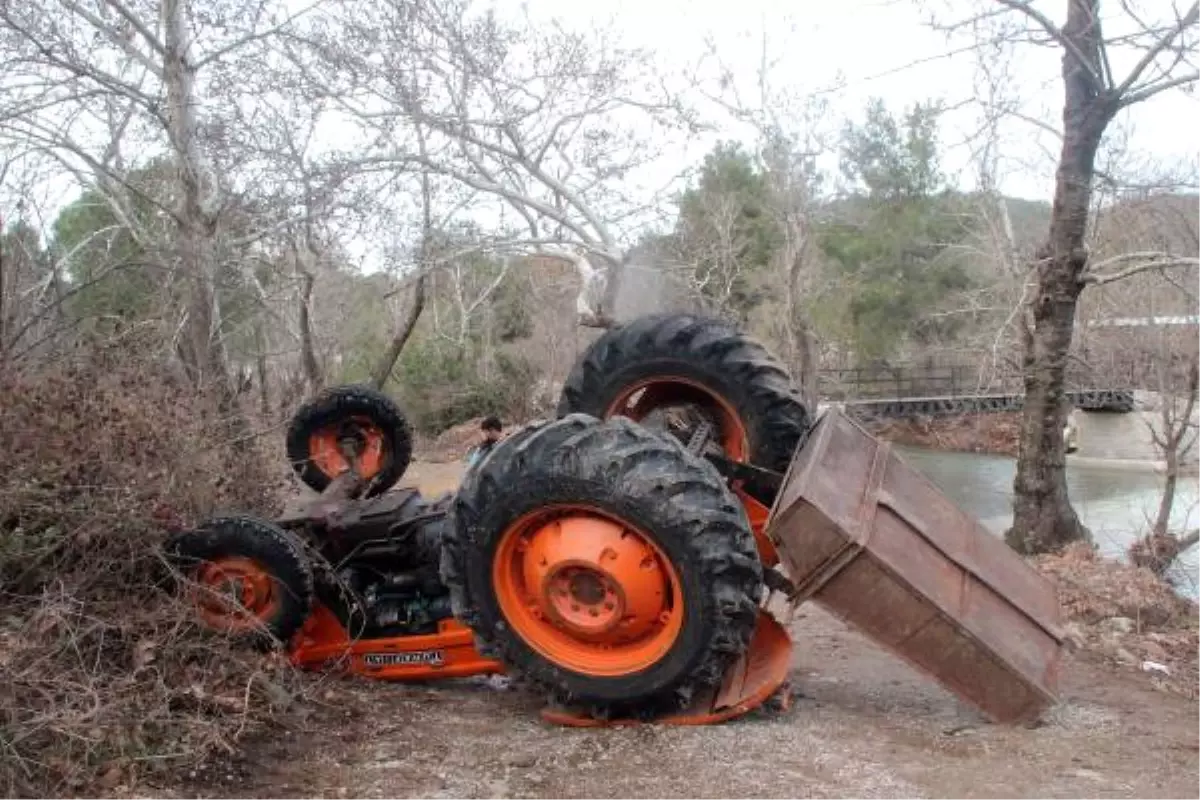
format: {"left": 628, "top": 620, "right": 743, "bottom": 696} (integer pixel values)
{"left": 192, "top": 556, "right": 279, "bottom": 633}
{"left": 307, "top": 415, "right": 387, "bottom": 480}
{"left": 604, "top": 377, "right": 749, "bottom": 462}
{"left": 492, "top": 507, "right": 684, "bottom": 677}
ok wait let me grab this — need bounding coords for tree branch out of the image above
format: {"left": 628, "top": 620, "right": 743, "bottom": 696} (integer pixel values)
{"left": 193, "top": 0, "right": 326, "bottom": 70}
{"left": 55, "top": 0, "right": 165, "bottom": 77}
{"left": 1082, "top": 251, "right": 1200, "bottom": 285}
{"left": 1114, "top": 1, "right": 1199, "bottom": 97}
{"left": 101, "top": 0, "right": 166, "bottom": 53}
{"left": 993, "top": 0, "right": 1105, "bottom": 88}
{"left": 1119, "top": 70, "right": 1200, "bottom": 107}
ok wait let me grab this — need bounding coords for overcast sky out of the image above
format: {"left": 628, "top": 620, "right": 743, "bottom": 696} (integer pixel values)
{"left": 514, "top": 0, "right": 1200, "bottom": 201}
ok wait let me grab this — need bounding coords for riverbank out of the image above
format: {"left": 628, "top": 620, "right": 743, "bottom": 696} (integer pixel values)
{"left": 863, "top": 411, "right": 1022, "bottom": 456}
{"left": 1035, "top": 543, "right": 1198, "bottom": 699}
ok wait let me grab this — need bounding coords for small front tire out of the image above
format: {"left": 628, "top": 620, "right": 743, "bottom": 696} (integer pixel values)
{"left": 164, "top": 515, "right": 313, "bottom": 647}
{"left": 286, "top": 385, "right": 413, "bottom": 497}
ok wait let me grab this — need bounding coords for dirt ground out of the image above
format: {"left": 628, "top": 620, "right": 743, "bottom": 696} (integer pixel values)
{"left": 161, "top": 461, "right": 1198, "bottom": 800}
{"left": 170, "top": 610, "right": 1198, "bottom": 799}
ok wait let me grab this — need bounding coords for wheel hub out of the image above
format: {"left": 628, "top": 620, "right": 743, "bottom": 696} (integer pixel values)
{"left": 547, "top": 566, "right": 624, "bottom": 636}
{"left": 606, "top": 378, "right": 748, "bottom": 463}
{"left": 569, "top": 570, "right": 606, "bottom": 605}
{"left": 194, "top": 557, "right": 275, "bottom": 631}
{"left": 308, "top": 416, "right": 386, "bottom": 479}
{"left": 494, "top": 512, "right": 683, "bottom": 675}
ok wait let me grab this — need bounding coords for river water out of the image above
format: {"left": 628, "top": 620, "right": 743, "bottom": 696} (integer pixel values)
{"left": 895, "top": 446, "right": 1200, "bottom": 599}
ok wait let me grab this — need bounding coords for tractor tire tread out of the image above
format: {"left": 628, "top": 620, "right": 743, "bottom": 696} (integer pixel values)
{"left": 164, "top": 515, "right": 314, "bottom": 647}
{"left": 441, "top": 414, "right": 762, "bottom": 718}
{"left": 556, "top": 313, "right": 812, "bottom": 478}
{"left": 286, "top": 384, "right": 413, "bottom": 497}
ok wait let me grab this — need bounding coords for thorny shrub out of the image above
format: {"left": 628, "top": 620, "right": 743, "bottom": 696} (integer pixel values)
{"left": 0, "top": 338, "right": 294, "bottom": 796}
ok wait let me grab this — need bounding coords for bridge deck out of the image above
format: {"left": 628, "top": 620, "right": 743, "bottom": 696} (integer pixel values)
{"left": 841, "top": 389, "right": 1135, "bottom": 418}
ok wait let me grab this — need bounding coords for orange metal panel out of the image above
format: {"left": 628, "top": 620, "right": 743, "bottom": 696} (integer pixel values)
{"left": 290, "top": 607, "right": 504, "bottom": 680}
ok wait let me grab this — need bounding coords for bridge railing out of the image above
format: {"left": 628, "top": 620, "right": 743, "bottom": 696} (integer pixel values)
{"left": 817, "top": 363, "right": 1136, "bottom": 415}
{"left": 818, "top": 365, "right": 1023, "bottom": 401}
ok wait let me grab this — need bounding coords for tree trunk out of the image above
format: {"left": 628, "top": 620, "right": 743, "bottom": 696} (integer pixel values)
{"left": 163, "top": 0, "right": 229, "bottom": 394}
{"left": 298, "top": 270, "right": 323, "bottom": 395}
{"left": 598, "top": 253, "right": 623, "bottom": 327}
{"left": 254, "top": 321, "right": 271, "bottom": 417}
{"left": 0, "top": 213, "right": 7, "bottom": 360}
{"left": 1153, "top": 360, "right": 1198, "bottom": 536}
{"left": 369, "top": 165, "right": 436, "bottom": 390}
{"left": 1153, "top": 450, "right": 1179, "bottom": 538}
{"left": 176, "top": 227, "right": 226, "bottom": 388}
{"left": 1007, "top": 0, "right": 1116, "bottom": 555}
{"left": 784, "top": 234, "right": 819, "bottom": 411}
{"left": 369, "top": 273, "right": 427, "bottom": 390}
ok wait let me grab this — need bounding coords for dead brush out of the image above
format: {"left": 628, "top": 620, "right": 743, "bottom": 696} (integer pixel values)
{"left": 0, "top": 338, "right": 299, "bottom": 797}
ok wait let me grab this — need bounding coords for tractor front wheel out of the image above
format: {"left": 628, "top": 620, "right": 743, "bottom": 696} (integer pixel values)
{"left": 286, "top": 385, "right": 413, "bottom": 497}
{"left": 165, "top": 516, "right": 313, "bottom": 647}
{"left": 442, "top": 415, "right": 763, "bottom": 717}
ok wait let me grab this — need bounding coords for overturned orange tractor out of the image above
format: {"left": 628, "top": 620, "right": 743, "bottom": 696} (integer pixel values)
{"left": 166, "top": 313, "right": 1065, "bottom": 726}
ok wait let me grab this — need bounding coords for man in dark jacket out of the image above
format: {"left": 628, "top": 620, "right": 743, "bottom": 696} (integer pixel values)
{"left": 466, "top": 416, "right": 503, "bottom": 467}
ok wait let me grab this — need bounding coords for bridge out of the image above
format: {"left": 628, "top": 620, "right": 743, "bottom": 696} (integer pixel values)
{"left": 819, "top": 365, "right": 1135, "bottom": 419}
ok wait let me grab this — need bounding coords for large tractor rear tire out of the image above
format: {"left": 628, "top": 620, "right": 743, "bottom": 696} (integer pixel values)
{"left": 164, "top": 516, "right": 313, "bottom": 647}
{"left": 556, "top": 314, "right": 811, "bottom": 483}
{"left": 286, "top": 384, "right": 413, "bottom": 497}
{"left": 442, "top": 414, "right": 763, "bottom": 718}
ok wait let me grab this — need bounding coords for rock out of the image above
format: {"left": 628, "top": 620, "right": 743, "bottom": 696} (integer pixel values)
{"left": 1063, "top": 622, "right": 1087, "bottom": 650}
{"left": 1115, "top": 647, "right": 1139, "bottom": 666}
{"left": 1141, "top": 660, "right": 1170, "bottom": 676}
{"left": 504, "top": 752, "right": 537, "bottom": 768}
{"left": 98, "top": 767, "right": 123, "bottom": 789}
{"left": 1101, "top": 616, "right": 1135, "bottom": 635}
{"left": 1140, "top": 640, "right": 1168, "bottom": 661}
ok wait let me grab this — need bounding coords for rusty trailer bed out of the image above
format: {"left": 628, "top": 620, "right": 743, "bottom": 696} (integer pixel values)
{"left": 767, "top": 408, "right": 1065, "bottom": 724}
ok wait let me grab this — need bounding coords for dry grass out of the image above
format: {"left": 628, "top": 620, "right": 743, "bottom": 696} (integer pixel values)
{"left": 0, "top": 336, "right": 298, "bottom": 797}
{"left": 1035, "top": 542, "right": 1199, "bottom": 699}
{"left": 865, "top": 412, "right": 1023, "bottom": 457}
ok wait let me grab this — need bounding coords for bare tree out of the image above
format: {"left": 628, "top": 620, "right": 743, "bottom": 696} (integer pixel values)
{"left": 762, "top": 130, "right": 826, "bottom": 411}
{"left": 285, "top": 0, "right": 694, "bottom": 330}
{"left": 1128, "top": 341, "right": 1199, "bottom": 575}
{"left": 0, "top": 150, "right": 66, "bottom": 366}
{"left": 0, "top": 0, "right": 327, "bottom": 396}
{"left": 941, "top": 0, "right": 1200, "bottom": 553}
{"left": 687, "top": 34, "right": 832, "bottom": 408}
{"left": 1076, "top": 189, "right": 1200, "bottom": 574}
{"left": 370, "top": 167, "right": 433, "bottom": 390}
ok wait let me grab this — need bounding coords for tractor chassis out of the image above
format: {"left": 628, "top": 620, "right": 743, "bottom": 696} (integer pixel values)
{"left": 269, "top": 461, "right": 794, "bottom": 726}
